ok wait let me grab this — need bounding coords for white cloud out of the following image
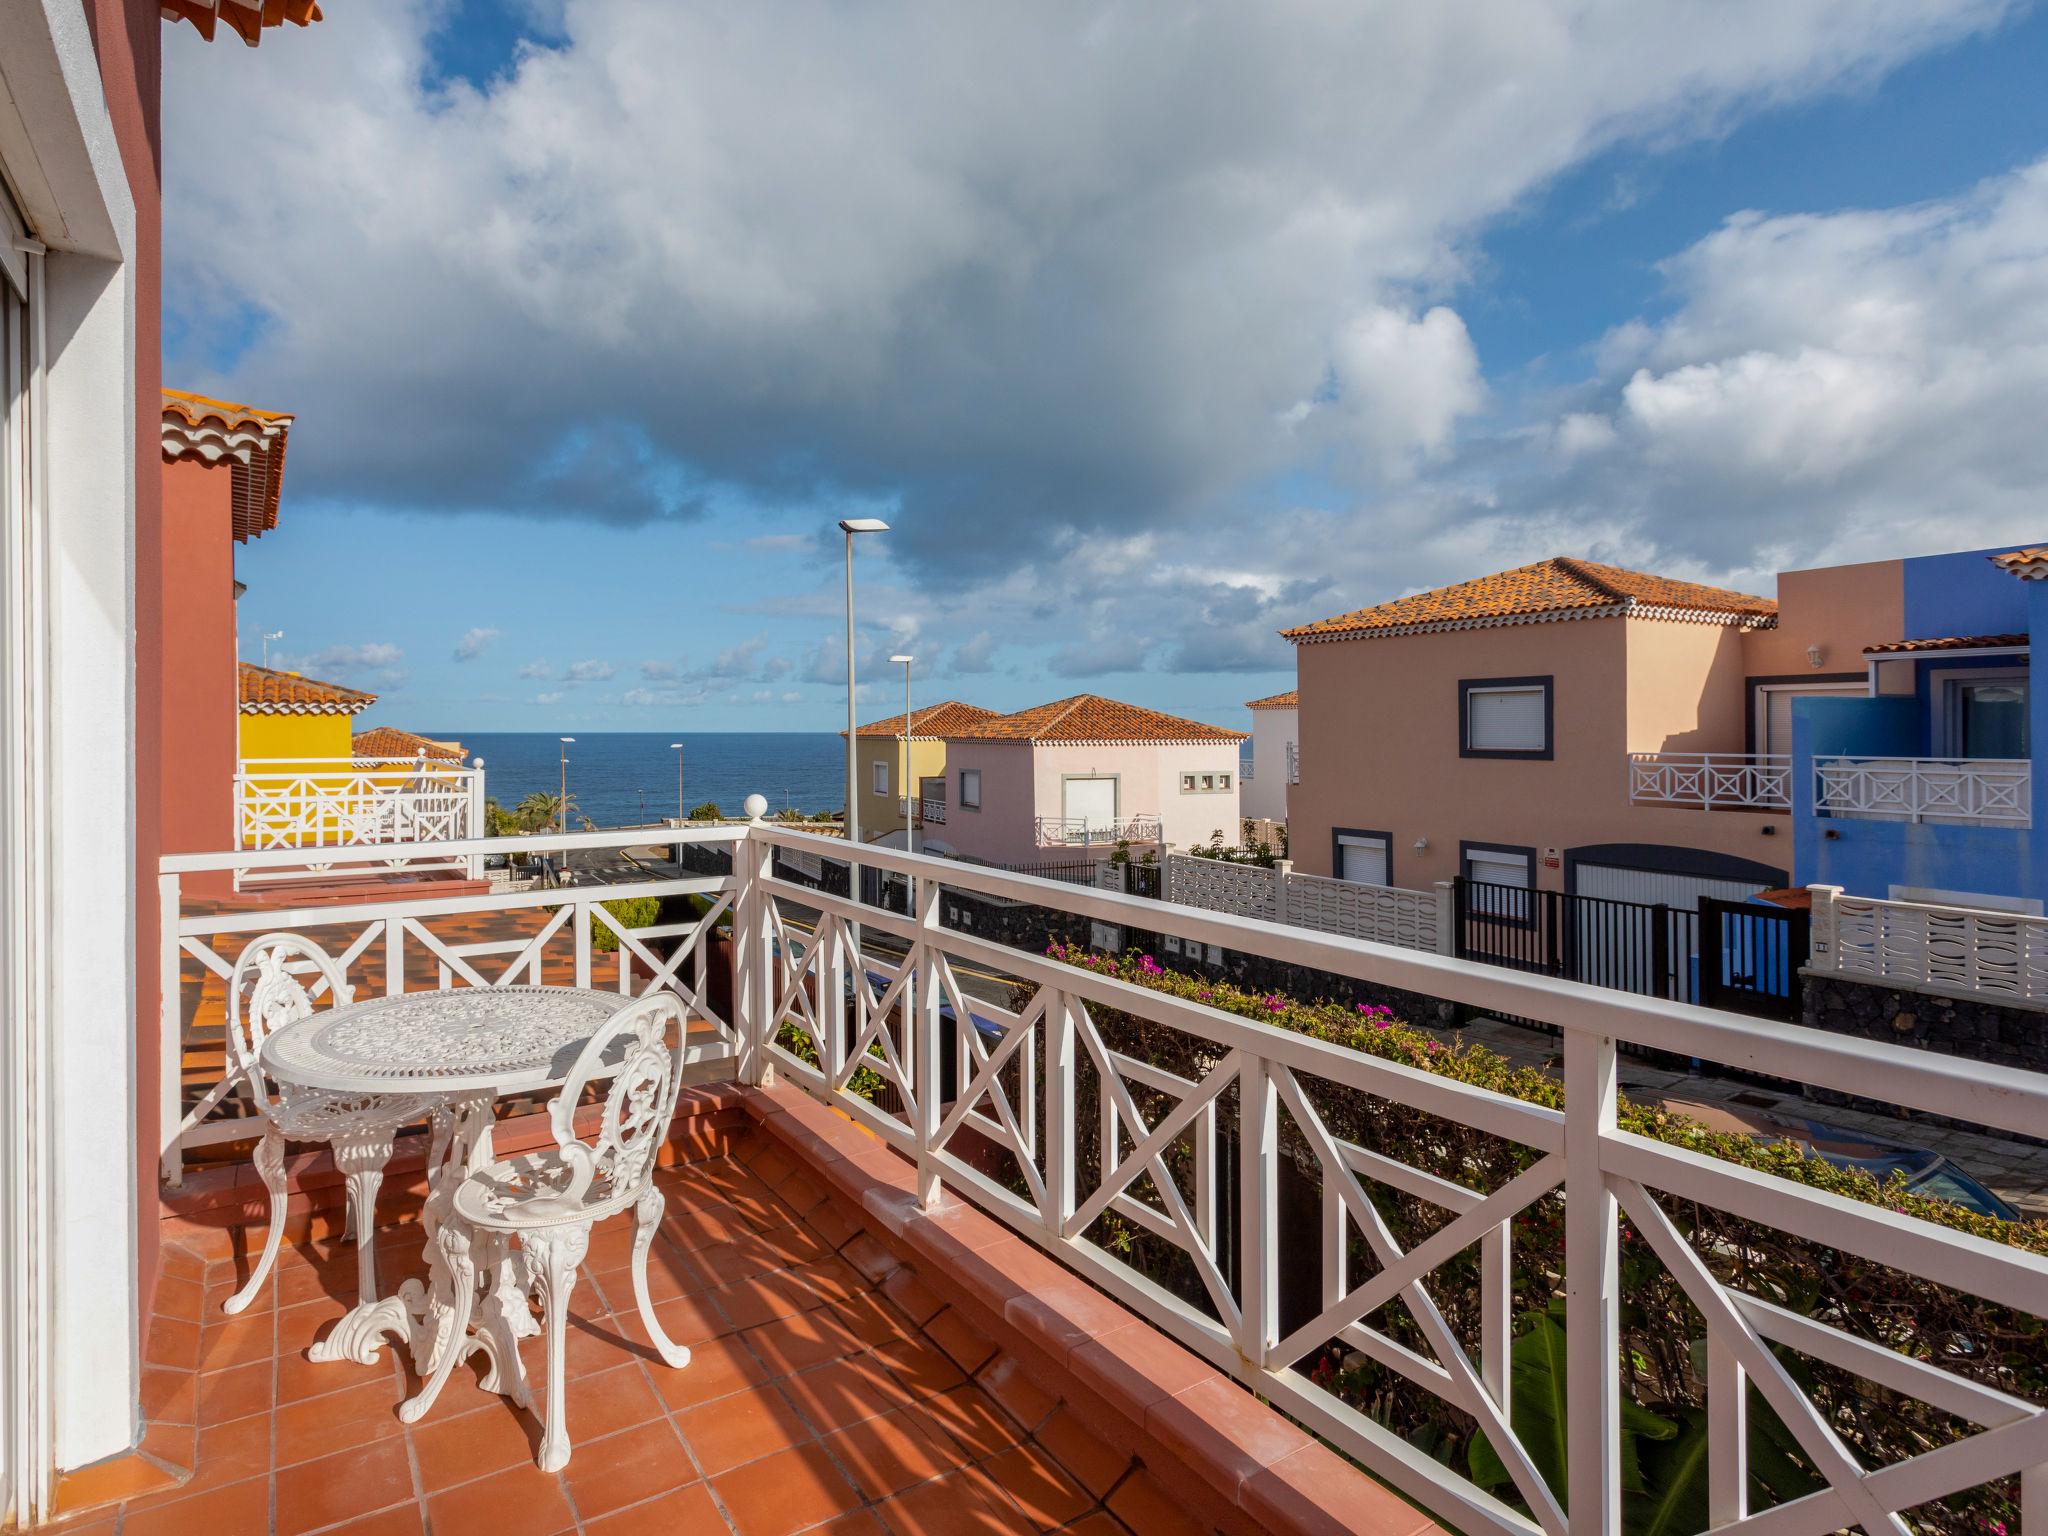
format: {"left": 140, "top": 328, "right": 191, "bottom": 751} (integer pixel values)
{"left": 564, "top": 659, "right": 616, "bottom": 683}
{"left": 640, "top": 659, "right": 680, "bottom": 680}
{"left": 530, "top": 690, "right": 564, "bottom": 705}
{"left": 517, "top": 659, "right": 554, "bottom": 680}
{"left": 453, "top": 626, "right": 500, "bottom": 661}
{"left": 274, "top": 641, "right": 407, "bottom": 688}
{"left": 949, "top": 631, "right": 997, "bottom": 675}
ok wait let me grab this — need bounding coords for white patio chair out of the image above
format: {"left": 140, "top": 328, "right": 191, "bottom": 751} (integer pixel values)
{"left": 402, "top": 993, "right": 692, "bottom": 1471}
{"left": 219, "top": 934, "right": 447, "bottom": 1316}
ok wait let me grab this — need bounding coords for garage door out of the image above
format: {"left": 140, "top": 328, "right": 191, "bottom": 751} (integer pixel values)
{"left": 1062, "top": 776, "right": 1118, "bottom": 836}
{"left": 1574, "top": 863, "right": 1768, "bottom": 913}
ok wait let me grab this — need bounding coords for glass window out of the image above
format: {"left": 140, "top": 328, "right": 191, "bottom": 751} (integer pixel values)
{"left": 1337, "top": 834, "right": 1388, "bottom": 886}
{"left": 959, "top": 768, "right": 981, "bottom": 808}
{"left": 1180, "top": 773, "right": 1197, "bottom": 792}
{"left": 871, "top": 760, "right": 889, "bottom": 795}
{"left": 1464, "top": 683, "right": 1549, "bottom": 755}
{"left": 1957, "top": 680, "right": 2028, "bottom": 758}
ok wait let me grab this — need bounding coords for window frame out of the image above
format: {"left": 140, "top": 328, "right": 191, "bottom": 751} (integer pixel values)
{"left": 1331, "top": 826, "right": 1392, "bottom": 888}
{"left": 1458, "top": 676, "right": 1554, "bottom": 760}
{"left": 870, "top": 758, "right": 890, "bottom": 796}
{"left": 958, "top": 767, "right": 982, "bottom": 810}
{"left": 1460, "top": 839, "right": 1538, "bottom": 927}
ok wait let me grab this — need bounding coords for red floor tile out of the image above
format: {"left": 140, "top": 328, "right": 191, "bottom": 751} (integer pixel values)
{"left": 710, "top": 1441, "right": 864, "bottom": 1536}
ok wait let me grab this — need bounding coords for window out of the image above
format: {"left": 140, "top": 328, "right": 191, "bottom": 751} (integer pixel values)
{"left": 1334, "top": 831, "right": 1389, "bottom": 887}
{"left": 1460, "top": 677, "right": 1552, "bottom": 759}
{"left": 1180, "top": 772, "right": 1234, "bottom": 793}
{"left": 1953, "top": 678, "right": 2028, "bottom": 758}
{"left": 871, "top": 760, "right": 889, "bottom": 795}
{"left": 1462, "top": 843, "right": 1534, "bottom": 922}
{"left": 959, "top": 768, "right": 982, "bottom": 809}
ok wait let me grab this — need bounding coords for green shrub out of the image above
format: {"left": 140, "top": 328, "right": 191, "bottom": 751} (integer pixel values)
{"left": 688, "top": 800, "right": 723, "bottom": 821}
{"left": 588, "top": 896, "right": 661, "bottom": 952}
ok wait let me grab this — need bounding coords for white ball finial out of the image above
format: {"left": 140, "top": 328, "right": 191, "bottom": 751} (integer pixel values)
{"left": 743, "top": 793, "right": 768, "bottom": 820}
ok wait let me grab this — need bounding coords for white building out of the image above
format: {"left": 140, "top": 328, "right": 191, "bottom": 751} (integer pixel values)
{"left": 1242, "top": 689, "right": 1297, "bottom": 824}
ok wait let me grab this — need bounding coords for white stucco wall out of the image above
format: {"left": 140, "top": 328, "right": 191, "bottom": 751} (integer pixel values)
{"left": 1244, "top": 707, "right": 1295, "bottom": 823}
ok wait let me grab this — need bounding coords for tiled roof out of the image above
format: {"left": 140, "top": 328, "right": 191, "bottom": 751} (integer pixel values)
{"left": 1864, "top": 634, "right": 2028, "bottom": 655}
{"left": 1990, "top": 548, "right": 2048, "bottom": 580}
{"left": 1281, "top": 556, "right": 1777, "bottom": 644}
{"left": 946, "top": 694, "right": 1247, "bottom": 743}
{"left": 238, "top": 663, "right": 376, "bottom": 715}
{"left": 844, "top": 701, "right": 1000, "bottom": 740}
{"left": 162, "top": 0, "right": 322, "bottom": 46}
{"left": 352, "top": 727, "right": 467, "bottom": 762}
{"left": 162, "top": 390, "right": 293, "bottom": 542}
{"left": 1244, "top": 689, "right": 1298, "bottom": 710}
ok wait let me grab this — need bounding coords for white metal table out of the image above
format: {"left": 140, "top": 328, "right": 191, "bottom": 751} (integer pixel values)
{"left": 259, "top": 984, "right": 629, "bottom": 1396}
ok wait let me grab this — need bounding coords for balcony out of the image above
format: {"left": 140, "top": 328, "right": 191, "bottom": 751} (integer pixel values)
{"left": 1814, "top": 754, "right": 2031, "bottom": 826}
{"left": 918, "top": 794, "right": 947, "bottom": 825}
{"left": 103, "top": 824, "right": 2048, "bottom": 1536}
{"left": 1033, "top": 814, "right": 1162, "bottom": 847}
{"left": 235, "top": 754, "right": 487, "bottom": 886}
{"left": 1627, "top": 751, "right": 1792, "bottom": 810}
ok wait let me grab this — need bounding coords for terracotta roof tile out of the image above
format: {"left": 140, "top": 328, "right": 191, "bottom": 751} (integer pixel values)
{"left": 238, "top": 662, "right": 376, "bottom": 715}
{"left": 945, "top": 694, "right": 1246, "bottom": 744}
{"left": 844, "top": 701, "right": 1000, "bottom": 740}
{"left": 1990, "top": 548, "right": 2048, "bottom": 579}
{"left": 1281, "top": 557, "right": 1777, "bottom": 644}
{"left": 1244, "top": 690, "right": 1298, "bottom": 710}
{"left": 352, "top": 727, "right": 467, "bottom": 761}
{"left": 162, "top": 389, "right": 293, "bottom": 542}
{"left": 163, "top": 0, "right": 322, "bottom": 47}
{"left": 1864, "top": 634, "right": 2028, "bottom": 654}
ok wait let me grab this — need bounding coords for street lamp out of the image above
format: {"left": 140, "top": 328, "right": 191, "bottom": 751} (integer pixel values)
{"left": 261, "top": 629, "right": 283, "bottom": 668}
{"left": 889, "top": 655, "right": 915, "bottom": 855}
{"left": 669, "top": 742, "right": 685, "bottom": 823}
{"left": 557, "top": 737, "right": 575, "bottom": 834}
{"left": 838, "top": 517, "right": 889, "bottom": 909}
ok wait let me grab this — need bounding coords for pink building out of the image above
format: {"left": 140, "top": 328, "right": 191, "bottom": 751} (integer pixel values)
{"left": 932, "top": 694, "right": 1247, "bottom": 865}
{"left": 1280, "top": 555, "right": 1899, "bottom": 908}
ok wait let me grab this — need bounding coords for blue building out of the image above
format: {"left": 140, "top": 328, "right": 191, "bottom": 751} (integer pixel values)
{"left": 1794, "top": 544, "right": 2044, "bottom": 911}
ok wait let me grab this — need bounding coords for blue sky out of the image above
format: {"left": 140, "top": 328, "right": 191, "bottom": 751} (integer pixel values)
{"left": 169, "top": 1, "right": 2048, "bottom": 737}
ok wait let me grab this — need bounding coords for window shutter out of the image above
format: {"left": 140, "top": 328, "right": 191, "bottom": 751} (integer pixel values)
{"left": 1468, "top": 687, "right": 1546, "bottom": 752}
{"left": 1337, "top": 836, "right": 1388, "bottom": 886}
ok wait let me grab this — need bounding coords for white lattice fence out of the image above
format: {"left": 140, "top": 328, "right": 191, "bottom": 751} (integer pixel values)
{"left": 1164, "top": 854, "right": 1445, "bottom": 953}
{"left": 1811, "top": 885, "right": 2048, "bottom": 1003}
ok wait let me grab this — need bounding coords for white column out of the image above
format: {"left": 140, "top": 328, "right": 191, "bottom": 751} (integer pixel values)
{"left": 1563, "top": 1030, "right": 1622, "bottom": 1536}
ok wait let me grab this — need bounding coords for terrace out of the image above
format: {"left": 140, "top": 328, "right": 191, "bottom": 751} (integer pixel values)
{"left": 56, "top": 821, "right": 2048, "bottom": 1534}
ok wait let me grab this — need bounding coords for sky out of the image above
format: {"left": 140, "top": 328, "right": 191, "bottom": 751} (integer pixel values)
{"left": 164, "top": 0, "right": 2048, "bottom": 736}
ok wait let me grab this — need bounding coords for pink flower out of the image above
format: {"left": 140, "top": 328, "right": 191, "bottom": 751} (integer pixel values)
{"left": 1138, "top": 955, "right": 1163, "bottom": 975}
{"left": 1197, "top": 990, "right": 1212, "bottom": 1000}
{"left": 1373, "top": 1019, "right": 1391, "bottom": 1030}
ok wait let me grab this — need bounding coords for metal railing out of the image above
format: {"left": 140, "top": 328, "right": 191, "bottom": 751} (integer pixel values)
{"left": 1811, "top": 883, "right": 2048, "bottom": 1003}
{"left": 1628, "top": 751, "right": 1791, "bottom": 810}
{"left": 1815, "top": 755, "right": 2030, "bottom": 825}
{"left": 1033, "top": 814, "right": 1162, "bottom": 846}
{"left": 157, "top": 821, "right": 2048, "bottom": 1536}
{"left": 234, "top": 754, "right": 488, "bottom": 883}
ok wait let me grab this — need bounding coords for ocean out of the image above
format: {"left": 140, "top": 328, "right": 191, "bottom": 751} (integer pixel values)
{"left": 446, "top": 732, "right": 847, "bottom": 828}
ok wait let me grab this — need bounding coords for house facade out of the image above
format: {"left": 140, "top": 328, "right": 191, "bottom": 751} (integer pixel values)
{"left": 844, "top": 699, "right": 997, "bottom": 849}
{"left": 1795, "top": 546, "right": 2042, "bottom": 910}
{"left": 935, "top": 694, "right": 1246, "bottom": 866}
{"left": 1241, "top": 689, "right": 1296, "bottom": 823}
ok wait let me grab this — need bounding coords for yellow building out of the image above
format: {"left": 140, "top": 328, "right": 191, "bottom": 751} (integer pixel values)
{"left": 847, "top": 701, "right": 997, "bottom": 849}
{"left": 237, "top": 662, "right": 375, "bottom": 761}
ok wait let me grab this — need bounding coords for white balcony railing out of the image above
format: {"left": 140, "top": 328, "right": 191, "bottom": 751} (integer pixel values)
{"left": 1815, "top": 755, "right": 2031, "bottom": 826}
{"left": 1034, "top": 813, "right": 1163, "bottom": 846}
{"left": 1811, "top": 883, "right": 2048, "bottom": 1002}
{"left": 1627, "top": 751, "right": 1791, "bottom": 810}
{"left": 235, "top": 754, "right": 487, "bottom": 884}
{"left": 919, "top": 795, "right": 946, "bottom": 825}
{"left": 158, "top": 820, "right": 2048, "bottom": 1536}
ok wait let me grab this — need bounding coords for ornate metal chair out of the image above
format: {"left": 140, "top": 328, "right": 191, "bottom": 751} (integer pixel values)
{"left": 220, "top": 934, "right": 447, "bottom": 1316}
{"left": 402, "top": 993, "right": 692, "bottom": 1471}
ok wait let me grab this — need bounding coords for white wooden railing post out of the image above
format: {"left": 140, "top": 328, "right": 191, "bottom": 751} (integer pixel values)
{"left": 1236, "top": 1053, "right": 1277, "bottom": 1371}
{"left": 2022, "top": 1463, "right": 2045, "bottom": 1536}
{"left": 1805, "top": 884, "right": 1842, "bottom": 973}
{"left": 1564, "top": 1028, "right": 1622, "bottom": 1536}
{"left": 914, "top": 874, "right": 943, "bottom": 1208}
{"left": 1707, "top": 1334, "right": 1747, "bottom": 1526}
{"left": 1044, "top": 988, "right": 1076, "bottom": 1234}
{"left": 573, "top": 897, "right": 592, "bottom": 990}
{"left": 736, "top": 821, "right": 775, "bottom": 1087}
{"left": 467, "top": 758, "right": 487, "bottom": 878}
{"left": 159, "top": 872, "right": 185, "bottom": 1186}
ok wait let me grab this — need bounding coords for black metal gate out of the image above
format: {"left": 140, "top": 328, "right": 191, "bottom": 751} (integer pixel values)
{"left": 1696, "top": 896, "right": 1808, "bottom": 1022}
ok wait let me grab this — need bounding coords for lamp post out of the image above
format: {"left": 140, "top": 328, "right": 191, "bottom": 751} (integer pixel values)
{"left": 838, "top": 517, "right": 889, "bottom": 919}
{"left": 261, "top": 629, "right": 283, "bottom": 667}
{"left": 557, "top": 737, "right": 575, "bottom": 833}
{"left": 669, "top": 741, "right": 684, "bottom": 822}
{"left": 889, "top": 654, "right": 915, "bottom": 855}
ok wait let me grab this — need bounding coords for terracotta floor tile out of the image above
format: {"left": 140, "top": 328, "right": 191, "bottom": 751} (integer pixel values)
{"left": 550, "top": 1360, "right": 671, "bottom": 1440}
{"left": 979, "top": 1442, "right": 1094, "bottom": 1530}
{"left": 52, "top": 1450, "right": 185, "bottom": 1513}
{"left": 921, "top": 1385, "right": 1029, "bottom": 1460}
{"left": 709, "top": 1441, "right": 863, "bottom": 1536}
{"left": 274, "top": 1437, "right": 413, "bottom": 1536}
{"left": 424, "top": 1461, "right": 578, "bottom": 1536}
{"left": 145, "top": 1317, "right": 203, "bottom": 1372}
{"left": 194, "top": 1359, "right": 274, "bottom": 1427}
{"left": 194, "top": 1315, "right": 274, "bottom": 1372}
{"left": 1034, "top": 1408, "right": 1132, "bottom": 1498}
{"left": 877, "top": 1464, "right": 1035, "bottom": 1536}
{"left": 675, "top": 1384, "right": 815, "bottom": 1474}
{"left": 409, "top": 1400, "right": 541, "bottom": 1490}
{"left": 820, "top": 1403, "right": 964, "bottom": 1501}
{"left": 318, "top": 1505, "right": 428, "bottom": 1536}
{"left": 153, "top": 1274, "right": 208, "bottom": 1321}
{"left": 121, "top": 1474, "right": 270, "bottom": 1536}
{"left": 977, "top": 1356, "right": 1057, "bottom": 1435}
{"left": 277, "top": 1344, "right": 391, "bottom": 1405}
{"left": 872, "top": 1335, "right": 969, "bottom": 1399}
{"left": 141, "top": 1365, "right": 199, "bottom": 1427}
{"left": 639, "top": 1289, "right": 733, "bottom": 1349}
{"left": 777, "top": 1354, "right": 916, "bottom": 1432}
{"left": 807, "top": 1513, "right": 888, "bottom": 1536}
{"left": 1057, "top": 1515, "right": 1131, "bottom": 1536}
{"left": 278, "top": 1298, "right": 353, "bottom": 1355}
{"left": 1104, "top": 1468, "right": 1207, "bottom": 1536}
{"left": 273, "top": 1374, "right": 403, "bottom": 1466}
{"left": 712, "top": 1272, "right": 818, "bottom": 1331}
{"left": 879, "top": 1267, "right": 944, "bottom": 1326}
{"left": 740, "top": 1309, "right": 863, "bottom": 1375}
{"left": 185, "top": 1414, "right": 274, "bottom": 1493}
{"left": 561, "top": 1419, "right": 696, "bottom": 1519}
{"left": 581, "top": 1478, "right": 725, "bottom": 1534}
{"left": 650, "top": 1334, "right": 772, "bottom": 1413}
